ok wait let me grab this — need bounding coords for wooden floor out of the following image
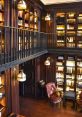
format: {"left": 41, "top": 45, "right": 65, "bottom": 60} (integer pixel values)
{"left": 20, "top": 97, "right": 82, "bottom": 117}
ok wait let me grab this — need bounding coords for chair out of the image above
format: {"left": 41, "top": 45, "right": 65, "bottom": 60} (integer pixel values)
{"left": 46, "top": 82, "right": 62, "bottom": 105}
{"left": 76, "top": 91, "right": 82, "bottom": 112}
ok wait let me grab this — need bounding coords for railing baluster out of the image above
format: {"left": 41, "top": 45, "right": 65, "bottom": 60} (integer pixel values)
{"left": 0, "top": 26, "right": 48, "bottom": 66}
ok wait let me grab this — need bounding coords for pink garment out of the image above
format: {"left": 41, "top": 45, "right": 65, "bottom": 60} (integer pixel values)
{"left": 46, "top": 82, "right": 56, "bottom": 98}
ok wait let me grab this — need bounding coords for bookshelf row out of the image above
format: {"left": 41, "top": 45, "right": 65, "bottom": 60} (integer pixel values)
{"left": 56, "top": 12, "right": 82, "bottom": 48}
{"left": 0, "top": 0, "right": 40, "bottom": 56}
{"left": 56, "top": 56, "right": 82, "bottom": 99}
{"left": 0, "top": 73, "right": 6, "bottom": 117}
{"left": 18, "top": 2, "right": 40, "bottom": 31}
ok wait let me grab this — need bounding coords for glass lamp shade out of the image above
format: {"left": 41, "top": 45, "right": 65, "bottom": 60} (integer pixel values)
{"left": 17, "top": 0, "right": 27, "bottom": 10}
{"left": 17, "top": 70, "right": 26, "bottom": 82}
{"left": 44, "top": 57, "right": 50, "bottom": 66}
{"left": 45, "top": 14, "right": 51, "bottom": 21}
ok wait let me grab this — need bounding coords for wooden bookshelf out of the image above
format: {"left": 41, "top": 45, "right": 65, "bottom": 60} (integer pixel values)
{"left": 17, "top": 3, "right": 40, "bottom": 31}
{"left": 0, "top": 72, "right": 6, "bottom": 117}
{"left": 0, "top": 0, "right": 4, "bottom": 55}
{"left": 77, "top": 13, "right": 82, "bottom": 48}
{"left": 55, "top": 55, "right": 82, "bottom": 100}
{"left": 17, "top": 1, "right": 40, "bottom": 57}
{"left": 55, "top": 11, "right": 82, "bottom": 48}
{"left": 66, "top": 56, "right": 75, "bottom": 92}
{"left": 56, "top": 56, "right": 64, "bottom": 95}
{"left": 76, "top": 57, "right": 82, "bottom": 99}
{"left": 56, "top": 12, "right": 65, "bottom": 47}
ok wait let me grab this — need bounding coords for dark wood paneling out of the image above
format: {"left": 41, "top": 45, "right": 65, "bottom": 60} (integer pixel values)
{"left": 48, "top": 48, "right": 82, "bottom": 56}
{"left": 46, "top": 2, "right": 82, "bottom": 11}
{"left": 11, "top": 66, "right": 19, "bottom": 114}
{"left": 34, "top": 57, "right": 41, "bottom": 97}
{"left": 5, "top": 69, "right": 12, "bottom": 115}
{"left": 19, "top": 60, "right": 35, "bottom": 97}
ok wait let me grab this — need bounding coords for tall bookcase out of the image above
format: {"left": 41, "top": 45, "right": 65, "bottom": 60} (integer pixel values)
{"left": 0, "top": 72, "right": 6, "bottom": 117}
{"left": 0, "top": 1, "right": 6, "bottom": 116}
{"left": 66, "top": 12, "right": 76, "bottom": 48}
{"left": 56, "top": 12, "right": 65, "bottom": 47}
{"left": 56, "top": 11, "right": 82, "bottom": 48}
{"left": 0, "top": 0, "right": 4, "bottom": 65}
{"left": 55, "top": 55, "right": 82, "bottom": 100}
{"left": 56, "top": 56, "right": 64, "bottom": 95}
{"left": 77, "top": 13, "right": 82, "bottom": 48}
{"left": 65, "top": 56, "right": 76, "bottom": 92}
{"left": 18, "top": 3, "right": 40, "bottom": 31}
{"left": 17, "top": 1, "right": 40, "bottom": 58}
{"left": 76, "top": 57, "right": 82, "bottom": 99}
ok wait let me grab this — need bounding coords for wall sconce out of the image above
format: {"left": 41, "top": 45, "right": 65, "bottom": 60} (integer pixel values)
{"left": 17, "top": 70, "right": 26, "bottom": 82}
{"left": 17, "top": 0, "right": 27, "bottom": 10}
{"left": 44, "top": 57, "right": 51, "bottom": 66}
{"left": 45, "top": 14, "right": 51, "bottom": 21}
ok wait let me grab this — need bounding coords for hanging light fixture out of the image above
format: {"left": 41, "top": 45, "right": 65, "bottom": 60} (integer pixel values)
{"left": 17, "top": 0, "right": 27, "bottom": 10}
{"left": 45, "top": 13, "right": 51, "bottom": 21}
{"left": 44, "top": 57, "right": 51, "bottom": 66}
{"left": 17, "top": 70, "right": 26, "bottom": 82}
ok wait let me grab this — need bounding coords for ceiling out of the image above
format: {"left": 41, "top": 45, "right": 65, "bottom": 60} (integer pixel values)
{"left": 40, "top": 0, "right": 82, "bottom": 5}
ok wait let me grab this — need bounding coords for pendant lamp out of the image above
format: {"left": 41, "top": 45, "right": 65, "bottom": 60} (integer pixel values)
{"left": 17, "top": 70, "right": 26, "bottom": 82}
{"left": 45, "top": 14, "right": 51, "bottom": 21}
{"left": 17, "top": 0, "right": 27, "bottom": 10}
{"left": 44, "top": 57, "right": 51, "bottom": 66}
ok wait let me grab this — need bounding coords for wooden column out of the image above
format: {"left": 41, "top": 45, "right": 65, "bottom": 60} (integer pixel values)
{"left": 11, "top": 66, "right": 19, "bottom": 114}
{"left": 5, "top": 69, "right": 12, "bottom": 115}
{"left": 34, "top": 57, "right": 41, "bottom": 97}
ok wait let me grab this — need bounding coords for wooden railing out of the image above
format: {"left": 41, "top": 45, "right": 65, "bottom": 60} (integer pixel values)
{"left": 0, "top": 26, "right": 47, "bottom": 65}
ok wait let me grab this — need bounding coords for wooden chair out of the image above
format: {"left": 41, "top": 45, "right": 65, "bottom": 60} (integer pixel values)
{"left": 46, "top": 82, "right": 62, "bottom": 106}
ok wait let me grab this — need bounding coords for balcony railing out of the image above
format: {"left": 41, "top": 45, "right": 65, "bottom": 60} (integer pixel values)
{"left": 0, "top": 26, "right": 47, "bottom": 66}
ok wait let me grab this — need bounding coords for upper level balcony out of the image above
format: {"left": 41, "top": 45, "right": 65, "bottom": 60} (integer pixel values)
{"left": 0, "top": 26, "right": 48, "bottom": 72}
{"left": 1, "top": 25, "right": 82, "bottom": 72}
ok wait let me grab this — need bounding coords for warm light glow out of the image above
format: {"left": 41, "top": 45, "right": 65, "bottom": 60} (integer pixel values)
{"left": 68, "top": 12, "right": 75, "bottom": 17}
{"left": 58, "top": 67, "right": 64, "bottom": 71}
{"left": 67, "top": 19, "right": 76, "bottom": 23}
{"left": 17, "top": 70, "right": 26, "bottom": 82}
{"left": 17, "top": 0, "right": 27, "bottom": 10}
{"left": 40, "top": 0, "right": 82, "bottom": 5}
{"left": 56, "top": 13, "right": 65, "bottom": 17}
{"left": 66, "top": 87, "right": 70, "bottom": 91}
{"left": 45, "top": 14, "right": 51, "bottom": 21}
{"left": 77, "top": 62, "right": 82, "bottom": 67}
{"left": 44, "top": 59, "right": 50, "bottom": 66}
{"left": 57, "top": 25, "right": 65, "bottom": 30}
{"left": 44, "top": 57, "right": 50, "bottom": 66}
{"left": 0, "top": 13, "right": 3, "bottom": 22}
{"left": 66, "top": 61, "right": 75, "bottom": 66}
